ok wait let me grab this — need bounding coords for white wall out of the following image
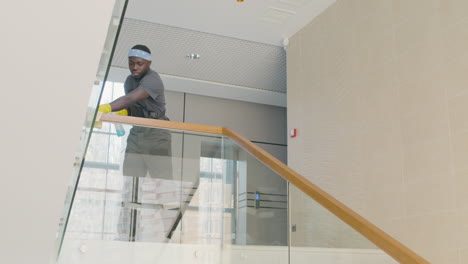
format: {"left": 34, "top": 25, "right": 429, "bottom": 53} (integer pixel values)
{"left": 0, "top": 1, "right": 115, "bottom": 263}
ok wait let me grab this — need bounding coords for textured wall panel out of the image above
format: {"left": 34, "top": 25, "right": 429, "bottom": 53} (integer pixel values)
{"left": 112, "top": 19, "right": 286, "bottom": 93}
{"left": 288, "top": 0, "right": 468, "bottom": 262}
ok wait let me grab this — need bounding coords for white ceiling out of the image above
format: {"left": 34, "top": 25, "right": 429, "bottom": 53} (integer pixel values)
{"left": 125, "top": 0, "right": 336, "bottom": 46}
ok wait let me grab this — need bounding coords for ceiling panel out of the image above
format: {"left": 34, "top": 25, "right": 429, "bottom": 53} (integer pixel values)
{"left": 112, "top": 18, "right": 287, "bottom": 93}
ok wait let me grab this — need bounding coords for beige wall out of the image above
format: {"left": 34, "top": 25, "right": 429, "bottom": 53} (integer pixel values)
{"left": 287, "top": 0, "right": 468, "bottom": 263}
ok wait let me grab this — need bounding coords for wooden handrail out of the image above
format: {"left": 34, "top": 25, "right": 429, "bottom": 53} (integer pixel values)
{"left": 98, "top": 114, "right": 430, "bottom": 264}
{"left": 100, "top": 114, "right": 224, "bottom": 135}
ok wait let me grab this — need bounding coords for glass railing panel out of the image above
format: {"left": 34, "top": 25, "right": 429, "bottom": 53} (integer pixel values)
{"left": 219, "top": 138, "right": 289, "bottom": 264}
{"left": 55, "top": 0, "right": 128, "bottom": 258}
{"left": 289, "top": 184, "right": 397, "bottom": 263}
{"left": 58, "top": 118, "right": 405, "bottom": 264}
{"left": 171, "top": 135, "right": 228, "bottom": 245}
{"left": 57, "top": 122, "right": 227, "bottom": 263}
{"left": 222, "top": 139, "right": 289, "bottom": 247}
{"left": 221, "top": 137, "right": 398, "bottom": 264}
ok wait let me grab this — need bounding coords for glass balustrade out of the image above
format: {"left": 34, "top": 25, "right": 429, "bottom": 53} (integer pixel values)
{"left": 289, "top": 183, "right": 397, "bottom": 264}
{"left": 58, "top": 121, "right": 230, "bottom": 263}
{"left": 224, "top": 138, "right": 396, "bottom": 264}
{"left": 57, "top": 119, "right": 400, "bottom": 264}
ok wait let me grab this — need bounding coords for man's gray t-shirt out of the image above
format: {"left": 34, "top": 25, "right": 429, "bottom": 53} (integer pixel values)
{"left": 124, "top": 69, "right": 169, "bottom": 120}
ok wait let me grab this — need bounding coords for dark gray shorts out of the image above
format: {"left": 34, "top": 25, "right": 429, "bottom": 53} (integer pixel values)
{"left": 123, "top": 126, "right": 173, "bottom": 179}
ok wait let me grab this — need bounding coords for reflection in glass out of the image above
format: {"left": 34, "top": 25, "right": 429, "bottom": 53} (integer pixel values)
{"left": 223, "top": 140, "right": 288, "bottom": 247}
{"left": 60, "top": 120, "right": 290, "bottom": 263}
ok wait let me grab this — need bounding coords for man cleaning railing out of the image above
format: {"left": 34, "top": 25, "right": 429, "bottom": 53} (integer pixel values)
{"left": 98, "top": 44, "right": 174, "bottom": 242}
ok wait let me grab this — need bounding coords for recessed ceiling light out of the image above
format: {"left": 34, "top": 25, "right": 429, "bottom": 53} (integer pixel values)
{"left": 186, "top": 53, "right": 201, "bottom": 60}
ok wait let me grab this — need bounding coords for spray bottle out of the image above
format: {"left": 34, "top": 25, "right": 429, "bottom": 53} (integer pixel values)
{"left": 114, "top": 123, "right": 125, "bottom": 137}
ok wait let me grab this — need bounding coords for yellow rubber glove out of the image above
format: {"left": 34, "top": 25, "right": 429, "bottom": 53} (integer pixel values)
{"left": 114, "top": 109, "right": 128, "bottom": 116}
{"left": 98, "top": 104, "right": 112, "bottom": 114}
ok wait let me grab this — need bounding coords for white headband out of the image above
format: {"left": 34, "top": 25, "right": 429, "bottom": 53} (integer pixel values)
{"left": 128, "top": 49, "right": 152, "bottom": 61}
